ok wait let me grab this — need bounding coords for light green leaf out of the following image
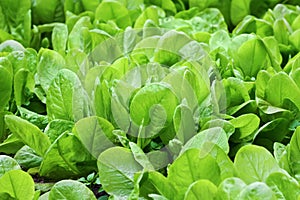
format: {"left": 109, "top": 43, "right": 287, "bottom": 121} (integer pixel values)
{"left": 40, "top": 132, "right": 95, "bottom": 180}
{"left": 289, "top": 126, "right": 300, "bottom": 181}
{"left": 5, "top": 115, "right": 51, "bottom": 156}
{"left": 266, "top": 172, "right": 300, "bottom": 200}
{"left": 173, "top": 104, "right": 197, "bottom": 144}
{"left": 230, "top": 114, "right": 260, "bottom": 142}
{"left": 146, "top": 171, "right": 177, "bottom": 200}
{"left": 97, "top": 147, "right": 143, "bottom": 198}
{"left": 49, "top": 180, "right": 96, "bottom": 200}
{"left": 0, "top": 66, "right": 12, "bottom": 110}
{"left": 181, "top": 127, "right": 229, "bottom": 154}
{"left": 95, "top": 1, "right": 132, "bottom": 29}
{"left": 153, "top": 30, "right": 191, "bottom": 66}
{"left": 168, "top": 149, "right": 221, "bottom": 197}
{"left": 44, "top": 119, "right": 74, "bottom": 143}
{"left": 230, "top": 0, "right": 250, "bottom": 25}
{"left": 184, "top": 179, "right": 217, "bottom": 200}
{"left": 14, "top": 69, "right": 35, "bottom": 106}
{"left": 237, "top": 182, "right": 276, "bottom": 200}
{"left": 129, "top": 142, "right": 154, "bottom": 171}
{"left": 130, "top": 83, "right": 178, "bottom": 127}
{"left": 0, "top": 170, "right": 35, "bottom": 200}
{"left": 237, "top": 38, "right": 268, "bottom": 78}
{"left": 265, "top": 72, "right": 300, "bottom": 109}
{"left": 46, "top": 69, "right": 90, "bottom": 121}
{"left": 37, "top": 49, "right": 65, "bottom": 92}
{"left": 74, "top": 116, "right": 115, "bottom": 158}
{"left": 68, "top": 16, "right": 92, "bottom": 53}
{"left": 134, "top": 6, "right": 160, "bottom": 28}
{"left": 234, "top": 145, "right": 281, "bottom": 184}
{"left": 52, "top": 23, "right": 68, "bottom": 55}
{"left": 216, "top": 177, "right": 246, "bottom": 200}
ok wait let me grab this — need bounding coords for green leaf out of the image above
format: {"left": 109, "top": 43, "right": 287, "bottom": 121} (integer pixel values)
{"left": 129, "top": 142, "right": 155, "bottom": 171}
{"left": 289, "top": 126, "right": 300, "bottom": 181}
{"left": 0, "top": 0, "right": 31, "bottom": 46}
{"left": 290, "top": 29, "right": 300, "bottom": 51}
{"left": 68, "top": 16, "right": 92, "bottom": 53}
{"left": 265, "top": 72, "right": 300, "bottom": 109}
{"left": 95, "top": 1, "right": 132, "bottom": 29}
{"left": 52, "top": 23, "right": 68, "bottom": 55}
{"left": 201, "top": 143, "right": 235, "bottom": 181}
{"left": 134, "top": 6, "right": 160, "bottom": 28}
{"left": 44, "top": 119, "right": 74, "bottom": 143}
{"left": 0, "top": 134, "right": 24, "bottom": 154}
{"left": 49, "top": 180, "right": 96, "bottom": 200}
{"left": 32, "top": 0, "right": 64, "bottom": 24}
{"left": 0, "top": 155, "right": 20, "bottom": 178}
{"left": 14, "top": 69, "right": 35, "bottom": 106}
{"left": 5, "top": 115, "right": 51, "bottom": 156}
{"left": 237, "top": 182, "right": 276, "bottom": 200}
{"left": 184, "top": 179, "right": 217, "bottom": 200}
{"left": 216, "top": 177, "right": 246, "bottom": 200}
{"left": 74, "top": 116, "right": 115, "bottom": 158}
{"left": 153, "top": 30, "right": 191, "bottom": 66}
{"left": 0, "top": 170, "right": 35, "bottom": 200}
{"left": 18, "top": 107, "right": 48, "bottom": 130}
{"left": 146, "top": 171, "right": 177, "bottom": 200}
{"left": 37, "top": 49, "right": 65, "bottom": 92}
{"left": 0, "top": 66, "right": 12, "bottom": 110}
{"left": 266, "top": 172, "right": 300, "bottom": 200}
{"left": 46, "top": 69, "right": 90, "bottom": 121}
{"left": 236, "top": 38, "right": 268, "bottom": 78}
{"left": 234, "top": 145, "right": 281, "bottom": 184}
{"left": 14, "top": 146, "right": 42, "bottom": 169}
{"left": 97, "top": 147, "right": 143, "bottom": 198}
{"left": 230, "top": 0, "right": 250, "bottom": 25}
{"left": 173, "top": 104, "right": 197, "bottom": 144}
{"left": 130, "top": 83, "right": 178, "bottom": 128}
{"left": 181, "top": 127, "right": 229, "bottom": 154}
{"left": 168, "top": 149, "right": 221, "bottom": 197}
{"left": 40, "top": 132, "right": 95, "bottom": 180}
{"left": 230, "top": 114, "right": 260, "bottom": 142}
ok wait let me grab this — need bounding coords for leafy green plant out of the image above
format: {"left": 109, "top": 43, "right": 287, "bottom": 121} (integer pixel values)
{"left": 0, "top": 0, "right": 300, "bottom": 199}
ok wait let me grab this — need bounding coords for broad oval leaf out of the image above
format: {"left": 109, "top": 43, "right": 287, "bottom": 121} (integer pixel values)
{"left": 97, "top": 147, "right": 143, "bottom": 198}
{"left": 49, "top": 180, "right": 96, "bottom": 200}
{"left": 237, "top": 38, "right": 268, "bottom": 78}
{"left": 130, "top": 83, "right": 178, "bottom": 126}
{"left": 234, "top": 145, "right": 281, "bottom": 184}
{"left": 265, "top": 72, "right": 300, "bottom": 109}
{"left": 0, "top": 170, "right": 35, "bottom": 200}
{"left": 168, "top": 148, "right": 221, "bottom": 198}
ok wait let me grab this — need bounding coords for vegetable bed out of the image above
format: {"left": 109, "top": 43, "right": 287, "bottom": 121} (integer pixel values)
{"left": 1, "top": 0, "right": 300, "bottom": 199}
